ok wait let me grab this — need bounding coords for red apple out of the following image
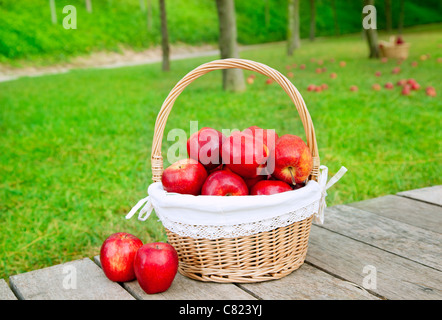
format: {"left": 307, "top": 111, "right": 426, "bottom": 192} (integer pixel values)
{"left": 350, "top": 85, "right": 358, "bottom": 92}
{"left": 187, "top": 127, "right": 226, "bottom": 171}
{"left": 384, "top": 82, "right": 394, "bottom": 89}
{"left": 243, "top": 125, "right": 279, "bottom": 153}
{"left": 426, "top": 86, "right": 436, "bottom": 97}
{"left": 221, "top": 131, "right": 269, "bottom": 179}
{"left": 134, "top": 242, "right": 178, "bottom": 294}
{"left": 410, "top": 82, "right": 420, "bottom": 90}
{"left": 321, "top": 83, "right": 329, "bottom": 90}
{"left": 307, "top": 84, "right": 316, "bottom": 91}
{"left": 161, "top": 158, "right": 207, "bottom": 195}
{"left": 314, "top": 86, "right": 322, "bottom": 92}
{"left": 339, "top": 61, "right": 346, "bottom": 67}
{"left": 265, "top": 78, "right": 273, "bottom": 85}
{"left": 315, "top": 68, "right": 322, "bottom": 74}
{"left": 201, "top": 170, "right": 248, "bottom": 196}
{"left": 322, "top": 67, "right": 327, "bottom": 73}
{"left": 372, "top": 83, "right": 381, "bottom": 91}
{"left": 250, "top": 180, "right": 292, "bottom": 196}
{"left": 375, "top": 71, "right": 381, "bottom": 77}
{"left": 381, "top": 57, "right": 388, "bottom": 63}
{"left": 401, "top": 84, "right": 411, "bottom": 96}
{"left": 287, "top": 71, "right": 294, "bottom": 78}
{"left": 392, "top": 67, "right": 401, "bottom": 74}
{"left": 246, "top": 76, "right": 254, "bottom": 84}
{"left": 269, "top": 134, "right": 313, "bottom": 185}
{"left": 397, "top": 79, "right": 407, "bottom": 86}
{"left": 244, "top": 175, "right": 265, "bottom": 190}
{"left": 300, "top": 64, "right": 306, "bottom": 70}
{"left": 411, "top": 61, "right": 418, "bottom": 67}
{"left": 330, "top": 72, "right": 337, "bottom": 79}
{"left": 100, "top": 232, "right": 143, "bottom": 282}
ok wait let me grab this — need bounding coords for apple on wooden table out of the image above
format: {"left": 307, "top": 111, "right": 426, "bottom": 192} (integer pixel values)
{"left": 100, "top": 232, "right": 143, "bottom": 282}
{"left": 134, "top": 242, "right": 179, "bottom": 294}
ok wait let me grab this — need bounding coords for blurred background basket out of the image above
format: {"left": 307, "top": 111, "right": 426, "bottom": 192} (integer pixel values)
{"left": 149, "top": 58, "right": 321, "bottom": 283}
{"left": 379, "top": 36, "right": 410, "bottom": 60}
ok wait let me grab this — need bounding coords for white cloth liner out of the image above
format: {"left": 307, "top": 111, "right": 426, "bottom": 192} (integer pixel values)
{"left": 126, "top": 165, "right": 347, "bottom": 239}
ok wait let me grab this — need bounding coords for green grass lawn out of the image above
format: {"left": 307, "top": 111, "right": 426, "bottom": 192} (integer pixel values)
{"left": 1, "top": 26, "right": 441, "bottom": 279}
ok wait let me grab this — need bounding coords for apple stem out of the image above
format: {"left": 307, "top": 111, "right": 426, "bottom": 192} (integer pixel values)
{"left": 288, "top": 167, "right": 296, "bottom": 186}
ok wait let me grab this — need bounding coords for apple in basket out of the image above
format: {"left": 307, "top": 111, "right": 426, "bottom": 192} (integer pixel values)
{"left": 100, "top": 232, "right": 143, "bottom": 282}
{"left": 201, "top": 170, "right": 248, "bottom": 196}
{"left": 221, "top": 131, "right": 269, "bottom": 179}
{"left": 187, "top": 127, "right": 226, "bottom": 171}
{"left": 161, "top": 158, "right": 207, "bottom": 195}
{"left": 250, "top": 180, "right": 292, "bottom": 196}
{"left": 269, "top": 134, "right": 313, "bottom": 185}
{"left": 134, "top": 242, "right": 178, "bottom": 294}
{"left": 243, "top": 125, "right": 279, "bottom": 153}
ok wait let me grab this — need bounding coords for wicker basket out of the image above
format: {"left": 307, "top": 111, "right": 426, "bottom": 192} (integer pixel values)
{"left": 149, "top": 58, "right": 321, "bottom": 283}
{"left": 379, "top": 37, "right": 410, "bottom": 60}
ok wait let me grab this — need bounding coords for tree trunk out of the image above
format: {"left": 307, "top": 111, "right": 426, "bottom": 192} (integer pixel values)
{"left": 85, "top": 0, "right": 92, "bottom": 13}
{"left": 147, "top": 0, "right": 152, "bottom": 31}
{"left": 49, "top": 0, "right": 57, "bottom": 24}
{"left": 287, "top": 0, "right": 300, "bottom": 55}
{"left": 385, "top": 0, "right": 392, "bottom": 33}
{"left": 264, "top": 0, "right": 270, "bottom": 29}
{"left": 363, "top": 0, "right": 380, "bottom": 59}
{"left": 331, "top": 0, "right": 339, "bottom": 36}
{"left": 159, "top": 0, "right": 170, "bottom": 71}
{"left": 309, "top": 0, "right": 316, "bottom": 41}
{"left": 398, "top": 0, "right": 405, "bottom": 35}
{"left": 215, "top": 0, "right": 246, "bottom": 92}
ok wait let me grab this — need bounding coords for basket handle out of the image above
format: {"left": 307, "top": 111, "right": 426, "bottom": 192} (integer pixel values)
{"left": 151, "top": 58, "right": 320, "bottom": 182}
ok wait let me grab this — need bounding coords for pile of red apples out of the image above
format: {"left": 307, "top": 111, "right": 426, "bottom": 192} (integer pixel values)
{"left": 162, "top": 126, "right": 313, "bottom": 197}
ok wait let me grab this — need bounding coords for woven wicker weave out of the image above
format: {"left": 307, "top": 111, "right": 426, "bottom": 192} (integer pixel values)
{"left": 150, "top": 58, "right": 320, "bottom": 283}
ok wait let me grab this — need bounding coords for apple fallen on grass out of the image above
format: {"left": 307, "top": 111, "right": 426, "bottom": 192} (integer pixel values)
{"left": 372, "top": 83, "right": 381, "bottom": 91}
{"left": 330, "top": 72, "right": 337, "bottom": 79}
{"left": 161, "top": 158, "right": 207, "bottom": 195}
{"left": 384, "top": 82, "right": 394, "bottom": 89}
{"left": 100, "top": 232, "right": 143, "bottom": 282}
{"left": 350, "top": 85, "right": 358, "bottom": 92}
{"left": 401, "top": 84, "right": 411, "bottom": 96}
{"left": 187, "top": 127, "right": 226, "bottom": 171}
{"left": 269, "top": 134, "right": 313, "bottom": 185}
{"left": 134, "top": 242, "right": 179, "bottom": 294}
{"left": 201, "top": 170, "right": 248, "bottom": 196}
{"left": 250, "top": 180, "right": 292, "bottom": 196}
{"left": 426, "top": 86, "right": 436, "bottom": 97}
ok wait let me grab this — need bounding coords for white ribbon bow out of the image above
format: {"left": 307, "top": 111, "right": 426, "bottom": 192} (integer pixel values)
{"left": 314, "top": 165, "right": 348, "bottom": 224}
{"left": 125, "top": 196, "right": 153, "bottom": 221}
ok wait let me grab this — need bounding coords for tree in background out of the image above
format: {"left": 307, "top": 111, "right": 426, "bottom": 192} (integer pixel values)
{"left": 85, "top": 0, "right": 92, "bottom": 13}
{"left": 159, "top": 0, "right": 170, "bottom": 71}
{"left": 309, "top": 0, "right": 316, "bottom": 41}
{"left": 363, "top": 0, "right": 379, "bottom": 58}
{"left": 385, "top": 0, "right": 392, "bottom": 33}
{"left": 287, "top": 0, "right": 300, "bottom": 55}
{"left": 215, "top": 0, "right": 246, "bottom": 92}
{"left": 398, "top": 0, "right": 405, "bottom": 34}
{"left": 331, "top": 0, "right": 340, "bottom": 36}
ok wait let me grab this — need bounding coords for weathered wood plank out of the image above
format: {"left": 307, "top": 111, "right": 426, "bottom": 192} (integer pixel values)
{"left": 9, "top": 258, "right": 135, "bottom": 300}
{"left": 93, "top": 255, "right": 256, "bottom": 300}
{"left": 306, "top": 225, "right": 442, "bottom": 300}
{"left": 0, "top": 279, "right": 17, "bottom": 300}
{"left": 319, "top": 205, "right": 442, "bottom": 270}
{"left": 239, "top": 263, "right": 379, "bottom": 300}
{"left": 348, "top": 195, "right": 442, "bottom": 233}
{"left": 397, "top": 185, "right": 442, "bottom": 206}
